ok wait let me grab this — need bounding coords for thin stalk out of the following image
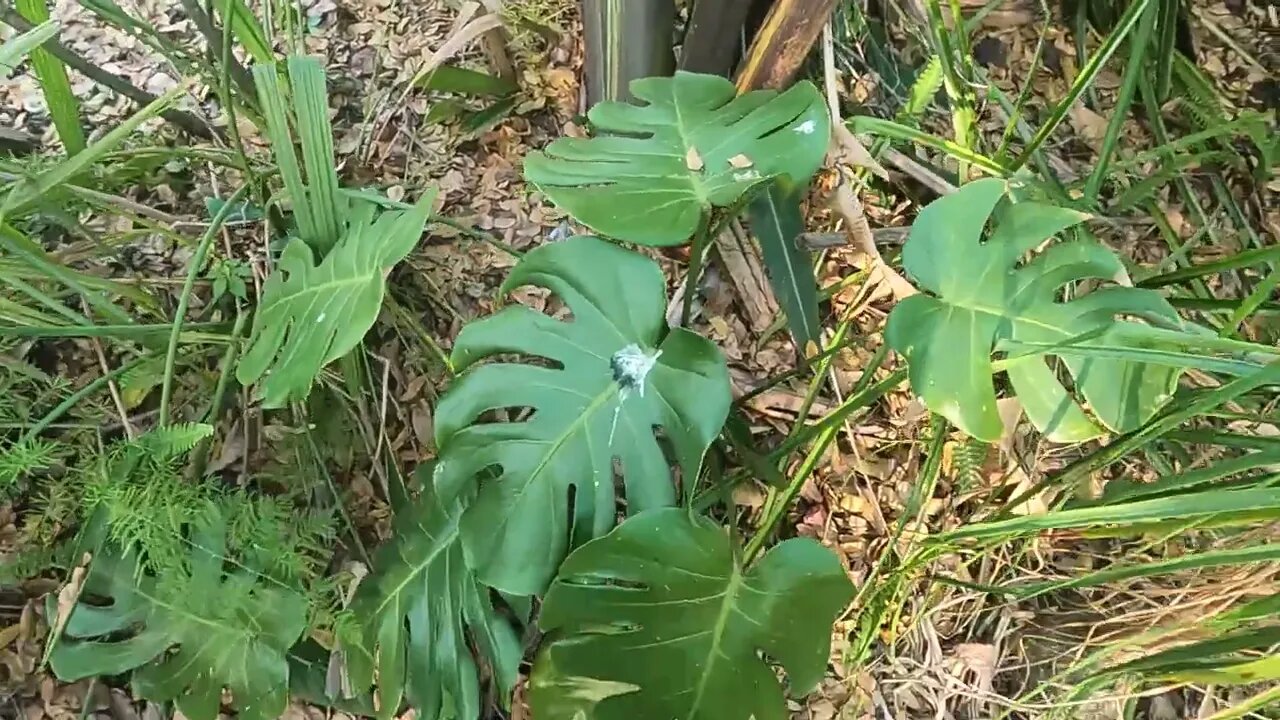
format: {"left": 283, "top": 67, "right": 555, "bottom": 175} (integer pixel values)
{"left": 680, "top": 212, "right": 713, "bottom": 327}
{"left": 158, "top": 184, "right": 250, "bottom": 427}
{"left": 19, "top": 353, "right": 155, "bottom": 441}
{"left": 769, "top": 365, "right": 906, "bottom": 461}
{"left": 189, "top": 308, "right": 248, "bottom": 479}
{"left": 744, "top": 420, "right": 837, "bottom": 563}
{"left": 302, "top": 417, "right": 371, "bottom": 566}
{"left": 1221, "top": 265, "right": 1280, "bottom": 339}
{"left": 994, "top": 0, "right": 1051, "bottom": 162}
{"left": 922, "top": 0, "right": 977, "bottom": 181}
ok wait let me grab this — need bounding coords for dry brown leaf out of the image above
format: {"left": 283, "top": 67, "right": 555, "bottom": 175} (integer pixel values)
{"left": 47, "top": 554, "right": 91, "bottom": 657}
{"left": 1069, "top": 104, "right": 1108, "bottom": 149}
{"left": 832, "top": 123, "right": 890, "bottom": 181}
{"left": 727, "top": 153, "right": 753, "bottom": 168}
{"left": 833, "top": 184, "right": 917, "bottom": 301}
{"left": 955, "top": 642, "right": 998, "bottom": 693}
{"left": 685, "top": 146, "right": 704, "bottom": 171}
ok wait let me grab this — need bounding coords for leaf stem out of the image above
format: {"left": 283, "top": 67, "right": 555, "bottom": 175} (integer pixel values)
{"left": 680, "top": 212, "right": 713, "bottom": 327}
{"left": 159, "top": 183, "right": 251, "bottom": 427}
{"left": 745, "top": 363, "right": 907, "bottom": 563}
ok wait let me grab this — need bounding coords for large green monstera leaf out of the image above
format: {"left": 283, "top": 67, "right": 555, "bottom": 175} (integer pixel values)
{"left": 524, "top": 71, "right": 829, "bottom": 246}
{"left": 237, "top": 191, "right": 435, "bottom": 407}
{"left": 47, "top": 513, "right": 307, "bottom": 720}
{"left": 885, "top": 178, "right": 1183, "bottom": 442}
{"left": 434, "top": 236, "right": 731, "bottom": 596}
{"left": 345, "top": 463, "right": 522, "bottom": 720}
{"left": 530, "top": 508, "right": 853, "bottom": 720}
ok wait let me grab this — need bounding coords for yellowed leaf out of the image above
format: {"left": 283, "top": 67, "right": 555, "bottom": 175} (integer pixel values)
{"left": 685, "top": 146, "right": 704, "bottom": 171}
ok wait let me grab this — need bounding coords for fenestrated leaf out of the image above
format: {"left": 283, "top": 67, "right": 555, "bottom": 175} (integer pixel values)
{"left": 236, "top": 191, "right": 435, "bottom": 408}
{"left": 886, "top": 178, "right": 1183, "bottom": 443}
{"left": 434, "top": 236, "right": 731, "bottom": 596}
{"left": 344, "top": 463, "right": 522, "bottom": 720}
{"left": 47, "top": 511, "right": 306, "bottom": 720}
{"left": 524, "top": 71, "right": 829, "bottom": 246}
{"left": 531, "top": 508, "right": 854, "bottom": 720}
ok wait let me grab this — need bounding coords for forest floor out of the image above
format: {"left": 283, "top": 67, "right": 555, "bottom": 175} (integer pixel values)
{"left": 0, "top": 0, "right": 1276, "bottom": 719}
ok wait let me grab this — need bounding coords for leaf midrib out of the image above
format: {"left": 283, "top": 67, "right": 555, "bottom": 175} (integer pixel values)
{"left": 267, "top": 272, "right": 378, "bottom": 309}
{"left": 687, "top": 562, "right": 743, "bottom": 718}
{"left": 373, "top": 513, "right": 461, "bottom": 617}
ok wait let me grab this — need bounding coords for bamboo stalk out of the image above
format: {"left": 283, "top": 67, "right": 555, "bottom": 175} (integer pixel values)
{"left": 734, "top": 0, "right": 838, "bottom": 91}
{"left": 581, "top": 0, "right": 675, "bottom": 104}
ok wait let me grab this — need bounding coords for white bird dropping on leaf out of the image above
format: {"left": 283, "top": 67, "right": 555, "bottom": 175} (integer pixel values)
{"left": 608, "top": 344, "right": 662, "bottom": 444}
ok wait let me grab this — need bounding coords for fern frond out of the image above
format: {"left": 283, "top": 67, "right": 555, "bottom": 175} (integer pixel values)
{"left": 0, "top": 437, "right": 61, "bottom": 492}
{"left": 136, "top": 422, "right": 214, "bottom": 459}
{"left": 952, "top": 436, "right": 989, "bottom": 491}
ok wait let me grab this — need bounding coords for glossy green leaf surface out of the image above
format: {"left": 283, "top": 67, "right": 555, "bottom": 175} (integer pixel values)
{"left": 531, "top": 508, "right": 853, "bottom": 720}
{"left": 236, "top": 192, "right": 434, "bottom": 408}
{"left": 434, "top": 236, "right": 731, "bottom": 595}
{"left": 345, "top": 463, "right": 522, "bottom": 720}
{"left": 749, "top": 181, "right": 820, "bottom": 349}
{"left": 47, "top": 514, "right": 306, "bottom": 720}
{"left": 524, "top": 72, "right": 829, "bottom": 246}
{"left": 886, "top": 178, "right": 1183, "bottom": 442}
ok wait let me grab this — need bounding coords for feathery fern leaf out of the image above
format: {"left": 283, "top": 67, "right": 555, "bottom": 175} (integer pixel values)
{"left": 236, "top": 191, "right": 436, "bottom": 408}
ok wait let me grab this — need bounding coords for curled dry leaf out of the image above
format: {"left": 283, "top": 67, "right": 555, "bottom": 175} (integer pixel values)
{"left": 49, "top": 554, "right": 90, "bottom": 643}
{"left": 833, "top": 183, "right": 917, "bottom": 301}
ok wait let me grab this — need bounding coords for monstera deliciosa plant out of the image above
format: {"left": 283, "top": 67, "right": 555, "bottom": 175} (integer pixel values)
{"left": 335, "top": 72, "right": 853, "bottom": 720}
{"left": 886, "top": 178, "right": 1185, "bottom": 442}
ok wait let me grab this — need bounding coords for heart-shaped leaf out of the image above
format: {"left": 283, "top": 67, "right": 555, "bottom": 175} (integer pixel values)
{"left": 530, "top": 508, "right": 853, "bottom": 720}
{"left": 886, "top": 178, "right": 1183, "bottom": 442}
{"left": 434, "top": 236, "right": 731, "bottom": 595}
{"left": 236, "top": 191, "right": 434, "bottom": 408}
{"left": 47, "top": 511, "right": 306, "bottom": 720}
{"left": 524, "top": 71, "right": 829, "bottom": 246}
{"left": 344, "top": 463, "right": 523, "bottom": 720}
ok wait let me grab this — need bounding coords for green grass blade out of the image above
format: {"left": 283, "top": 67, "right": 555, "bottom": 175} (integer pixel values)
{"left": 253, "top": 62, "right": 315, "bottom": 243}
{"left": 1011, "top": 543, "right": 1280, "bottom": 599}
{"left": 946, "top": 487, "right": 1280, "bottom": 542}
{"left": 998, "top": 339, "right": 1266, "bottom": 377}
{"left": 417, "top": 64, "right": 516, "bottom": 97}
{"left": 1138, "top": 243, "right": 1280, "bottom": 288}
{"left": 1106, "top": 626, "right": 1280, "bottom": 679}
{"left": 1153, "top": 0, "right": 1180, "bottom": 99}
{"left": 1084, "top": 0, "right": 1156, "bottom": 202}
{"left": 286, "top": 56, "right": 341, "bottom": 253}
{"left": 1080, "top": 450, "right": 1280, "bottom": 505}
{"left": 1221, "top": 265, "right": 1280, "bottom": 339}
{"left": 848, "top": 117, "right": 1007, "bottom": 176}
{"left": 213, "top": 0, "right": 273, "bottom": 66}
{"left": 1011, "top": 0, "right": 1153, "bottom": 172}
{"left": 15, "top": 0, "right": 86, "bottom": 155}
{"left": 0, "top": 18, "right": 58, "bottom": 75}
{"left": 3, "top": 83, "right": 185, "bottom": 216}
{"left": 1001, "top": 360, "right": 1280, "bottom": 511}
